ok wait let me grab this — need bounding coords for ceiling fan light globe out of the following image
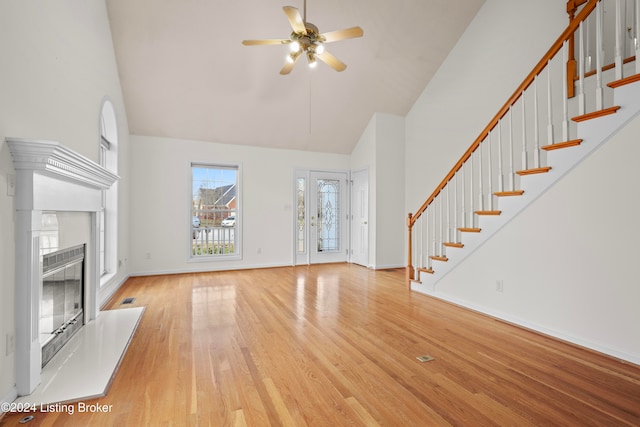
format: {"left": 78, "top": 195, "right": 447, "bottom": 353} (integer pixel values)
{"left": 315, "top": 43, "right": 325, "bottom": 55}
{"left": 289, "top": 41, "right": 300, "bottom": 52}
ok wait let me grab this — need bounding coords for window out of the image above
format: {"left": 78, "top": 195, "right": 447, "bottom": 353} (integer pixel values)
{"left": 191, "top": 163, "right": 241, "bottom": 259}
{"left": 99, "top": 98, "right": 118, "bottom": 281}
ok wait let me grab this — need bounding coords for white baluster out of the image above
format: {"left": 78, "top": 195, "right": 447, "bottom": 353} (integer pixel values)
{"left": 438, "top": 190, "right": 444, "bottom": 255}
{"left": 562, "top": 41, "right": 569, "bottom": 141}
{"left": 487, "top": 129, "right": 494, "bottom": 210}
{"left": 478, "top": 145, "right": 484, "bottom": 212}
{"left": 596, "top": 1, "right": 604, "bottom": 110}
{"left": 430, "top": 205, "right": 435, "bottom": 268}
{"left": 461, "top": 161, "right": 466, "bottom": 228}
{"left": 419, "top": 211, "right": 424, "bottom": 271}
{"left": 521, "top": 92, "right": 528, "bottom": 170}
{"left": 586, "top": 17, "right": 592, "bottom": 72}
{"left": 497, "top": 122, "right": 504, "bottom": 192}
{"left": 533, "top": 78, "right": 540, "bottom": 168}
{"left": 446, "top": 181, "right": 451, "bottom": 243}
{"left": 578, "top": 21, "right": 586, "bottom": 116}
{"left": 508, "top": 107, "right": 515, "bottom": 190}
{"left": 636, "top": 0, "right": 640, "bottom": 74}
{"left": 468, "top": 155, "right": 475, "bottom": 227}
{"left": 425, "top": 209, "right": 430, "bottom": 269}
{"left": 418, "top": 213, "right": 422, "bottom": 269}
{"left": 615, "top": 0, "right": 623, "bottom": 80}
{"left": 454, "top": 172, "right": 459, "bottom": 242}
{"left": 546, "top": 60, "right": 555, "bottom": 145}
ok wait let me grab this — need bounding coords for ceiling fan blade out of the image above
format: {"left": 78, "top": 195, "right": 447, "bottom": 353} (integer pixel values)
{"left": 283, "top": 6, "right": 307, "bottom": 35}
{"left": 242, "top": 39, "right": 289, "bottom": 46}
{"left": 280, "top": 53, "right": 301, "bottom": 75}
{"left": 316, "top": 51, "right": 347, "bottom": 72}
{"left": 320, "top": 26, "right": 364, "bottom": 43}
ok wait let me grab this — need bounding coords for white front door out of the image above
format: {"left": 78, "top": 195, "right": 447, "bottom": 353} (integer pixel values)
{"left": 350, "top": 169, "right": 369, "bottom": 267}
{"left": 308, "top": 171, "right": 348, "bottom": 264}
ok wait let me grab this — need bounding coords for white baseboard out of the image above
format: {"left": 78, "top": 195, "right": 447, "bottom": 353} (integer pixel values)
{"left": 414, "top": 289, "right": 640, "bottom": 366}
{"left": 371, "top": 263, "right": 405, "bottom": 270}
{"left": 129, "top": 262, "right": 293, "bottom": 278}
{"left": 99, "top": 273, "right": 131, "bottom": 309}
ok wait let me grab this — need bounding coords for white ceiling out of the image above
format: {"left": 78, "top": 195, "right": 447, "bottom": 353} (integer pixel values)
{"left": 106, "top": 0, "right": 485, "bottom": 154}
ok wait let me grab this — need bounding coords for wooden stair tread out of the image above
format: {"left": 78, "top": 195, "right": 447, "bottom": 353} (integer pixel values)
{"left": 572, "top": 106, "right": 620, "bottom": 122}
{"left": 430, "top": 256, "right": 448, "bottom": 262}
{"left": 475, "top": 210, "right": 502, "bottom": 216}
{"left": 443, "top": 242, "right": 464, "bottom": 248}
{"left": 607, "top": 73, "right": 640, "bottom": 88}
{"left": 494, "top": 190, "right": 524, "bottom": 197}
{"left": 458, "top": 227, "right": 481, "bottom": 233}
{"left": 542, "top": 139, "right": 583, "bottom": 151}
{"left": 516, "top": 166, "right": 552, "bottom": 176}
{"left": 418, "top": 267, "right": 434, "bottom": 275}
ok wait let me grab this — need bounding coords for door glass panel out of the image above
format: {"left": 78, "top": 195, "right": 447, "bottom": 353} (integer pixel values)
{"left": 316, "top": 179, "right": 340, "bottom": 252}
{"left": 297, "top": 178, "right": 305, "bottom": 254}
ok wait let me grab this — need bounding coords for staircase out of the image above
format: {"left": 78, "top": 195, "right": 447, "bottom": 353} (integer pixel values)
{"left": 407, "top": 0, "right": 640, "bottom": 291}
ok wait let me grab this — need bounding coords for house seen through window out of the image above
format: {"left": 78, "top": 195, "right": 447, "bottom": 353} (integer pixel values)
{"left": 191, "top": 164, "right": 240, "bottom": 258}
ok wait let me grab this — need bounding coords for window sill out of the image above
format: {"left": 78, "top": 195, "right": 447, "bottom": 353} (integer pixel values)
{"left": 100, "top": 271, "right": 117, "bottom": 288}
{"left": 188, "top": 254, "right": 242, "bottom": 263}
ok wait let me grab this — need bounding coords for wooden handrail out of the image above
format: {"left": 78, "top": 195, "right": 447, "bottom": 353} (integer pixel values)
{"left": 408, "top": 0, "right": 599, "bottom": 228}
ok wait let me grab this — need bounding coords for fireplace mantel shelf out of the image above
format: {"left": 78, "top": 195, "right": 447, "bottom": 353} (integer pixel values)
{"left": 7, "top": 138, "right": 118, "bottom": 190}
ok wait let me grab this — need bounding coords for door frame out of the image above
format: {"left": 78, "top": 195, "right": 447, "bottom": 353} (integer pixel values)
{"left": 293, "top": 169, "right": 351, "bottom": 265}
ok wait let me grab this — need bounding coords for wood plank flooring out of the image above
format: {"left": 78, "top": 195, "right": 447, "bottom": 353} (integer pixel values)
{"left": 2, "top": 264, "right": 639, "bottom": 426}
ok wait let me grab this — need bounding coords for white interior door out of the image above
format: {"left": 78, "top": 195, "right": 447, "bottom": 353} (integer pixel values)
{"left": 350, "top": 169, "right": 369, "bottom": 267}
{"left": 309, "top": 171, "right": 348, "bottom": 264}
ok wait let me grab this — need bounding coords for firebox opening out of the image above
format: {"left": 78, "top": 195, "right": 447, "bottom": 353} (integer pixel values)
{"left": 40, "top": 244, "right": 85, "bottom": 368}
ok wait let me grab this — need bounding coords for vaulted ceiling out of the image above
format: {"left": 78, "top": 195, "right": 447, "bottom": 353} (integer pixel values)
{"left": 106, "top": 0, "right": 485, "bottom": 154}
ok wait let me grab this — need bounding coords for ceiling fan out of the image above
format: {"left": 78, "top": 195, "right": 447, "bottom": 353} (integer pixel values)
{"left": 242, "top": 0, "right": 363, "bottom": 75}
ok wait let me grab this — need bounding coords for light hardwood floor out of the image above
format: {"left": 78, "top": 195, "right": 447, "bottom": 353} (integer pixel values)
{"left": 2, "top": 264, "right": 639, "bottom": 426}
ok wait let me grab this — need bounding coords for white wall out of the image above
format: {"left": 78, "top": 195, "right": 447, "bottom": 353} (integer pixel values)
{"left": 350, "top": 113, "right": 405, "bottom": 269}
{"left": 0, "top": 0, "right": 131, "bottom": 404}
{"left": 436, "top": 112, "right": 640, "bottom": 364}
{"left": 374, "top": 114, "right": 405, "bottom": 269}
{"left": 404, "top": 0, "right": 640, "bottom": 363}
{"left": 405, "top": 0, "right": 566, "bottom": 211}
{"left": 129, "top": 135, "right": 350, "bottom": 275}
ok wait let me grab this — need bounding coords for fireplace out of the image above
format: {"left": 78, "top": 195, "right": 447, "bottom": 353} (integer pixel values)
{"left": 8, "top": 138, "right": 118, "bottom": 396}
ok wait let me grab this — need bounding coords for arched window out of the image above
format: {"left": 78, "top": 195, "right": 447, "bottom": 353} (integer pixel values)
{"left": 99, "top": 98, "right": 118, "bottom": 282}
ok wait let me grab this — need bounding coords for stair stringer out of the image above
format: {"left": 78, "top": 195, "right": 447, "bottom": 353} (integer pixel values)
{"left": 412, "top": 80, "right": 640, "bottom": 295}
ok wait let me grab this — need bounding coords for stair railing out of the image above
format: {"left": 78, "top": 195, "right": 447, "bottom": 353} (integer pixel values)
{"left": 407, "top": 0, "right": 639, "bottom": 286}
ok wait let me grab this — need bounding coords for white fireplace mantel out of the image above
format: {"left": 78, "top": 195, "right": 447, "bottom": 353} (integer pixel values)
{"left": 8, "top": 138, "right": 118, "bottom": 211}
{"left": 7, "top": 137, "right": 119, "bottom": 396}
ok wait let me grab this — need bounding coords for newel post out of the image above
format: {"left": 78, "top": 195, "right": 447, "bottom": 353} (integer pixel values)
{"left": 566, "top": 0, "right": 589, "bottom": 98}
{"left": 406, "top": 213, "right": 414, "bottom": 288}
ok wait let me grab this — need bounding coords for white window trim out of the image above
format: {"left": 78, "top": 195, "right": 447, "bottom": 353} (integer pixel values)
{"left": 188, "top": 162, "right": 242, "bottom": 262}
{"left": 99, "top": 98, "right": 118, "bottom": 286}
